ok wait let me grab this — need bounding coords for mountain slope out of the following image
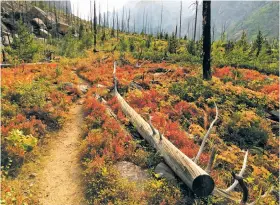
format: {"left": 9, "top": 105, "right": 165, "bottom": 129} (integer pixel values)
{"left": 121, "top": 0, "right": 279, "bottom": 40}
{"left": 228, "top": 1, "right": 279, "bottom": 40}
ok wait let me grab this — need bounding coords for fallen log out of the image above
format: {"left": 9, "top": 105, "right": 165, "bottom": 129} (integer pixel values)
{"left": 113, "top": 62, "right": 215, "bottom": 197}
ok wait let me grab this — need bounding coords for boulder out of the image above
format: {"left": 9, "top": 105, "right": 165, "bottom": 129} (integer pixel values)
{"left": 155, "top": 162, "right": 177, "bottom": 183}
{"left": 115, "top": 161, "right": 149, "bottom": 183}
{"left": 77, "top": 84, "right": 89, "bottom": 94}
{"left": 1, "top": 18, "right": 17, "bottom": 31}
{"left": 57, "top": 22, "right": 69, "bottom": 35}
{"left": 29, "top": 6, "right": 47, "bottom": 23}
{"left": 39, "top": 29, "right": 50, "bottom": 38}
{"left": 2, "top": 35, "right": 13, "bottom": 46}
{"left": 1, "top": 23, "right": 9, "bottom": 34}
{"left": 268, "top": 110, "right": 279, "bottom": 122}
{"left": 31, "top": 18, "right": 47, "bottom": 30}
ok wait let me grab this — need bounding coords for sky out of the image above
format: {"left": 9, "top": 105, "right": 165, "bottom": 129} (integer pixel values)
{"left": 70, "top": 0, "right": 129, "bottom": 19}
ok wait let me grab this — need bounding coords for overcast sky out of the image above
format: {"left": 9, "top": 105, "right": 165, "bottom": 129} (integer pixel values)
{"left": 70, "top": 0, "right": 129, "bottom": 19}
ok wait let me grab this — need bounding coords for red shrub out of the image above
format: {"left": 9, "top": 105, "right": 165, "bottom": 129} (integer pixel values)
{"left": 213, "top": 67, "right": 233, "bottom": 78}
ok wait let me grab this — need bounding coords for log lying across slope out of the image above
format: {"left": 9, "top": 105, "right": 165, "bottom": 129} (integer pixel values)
{"left": 113, "top": 74, "right": 215, "bottom": 197}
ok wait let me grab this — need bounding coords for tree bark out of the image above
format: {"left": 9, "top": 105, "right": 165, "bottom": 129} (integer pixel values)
{"left": 193, "top": 0, "right": 198, "bottom": 41}
{"left": 93, "top": 0, "right": 97, "bottom": 51}
{"left": 113, "top": 65, "right": 215, "bottom": 197}
{"left": 179, "top": 1, "right": 182, "bottom": 39}
{"left": 202, "top": 0, "right": 211, "bottom": 80}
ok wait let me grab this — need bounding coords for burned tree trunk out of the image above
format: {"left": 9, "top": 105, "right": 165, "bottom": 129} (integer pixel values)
{"left": 111, "top": 8, "right": 115, "bottom": 37}
{"left": 113, "top": 63, "right": 215, "bottom": 197}
{"left": 93, "top": 0, "right": 97, "bottom": 51}
{"left": 179, "top": 1, "right": 182, "bottom": 39}
{"left": 202, "top": 0, "right": 211, "bottom": 80}
{"left": 193, "top": 0, "right": 198, "bottom": 41}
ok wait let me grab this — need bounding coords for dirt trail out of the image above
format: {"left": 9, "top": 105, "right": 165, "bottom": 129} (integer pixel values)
{"left": 38, "top": 102, "right": 86, "bottom": 205}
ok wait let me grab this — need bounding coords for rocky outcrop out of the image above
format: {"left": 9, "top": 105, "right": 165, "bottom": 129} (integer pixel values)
{"left": 39, "top": 29, "right": 50, "bottom": 38}
{"left": 2, "top": 35, "right": 13, "bottom": 46}
{"left": 57, "top": 22, "right": 69, "bottom": 35}
{"left": 29, "top": 6, "right": 47, "bottom": 23}
{"left": 31, "top": 18, "right": 47, "bottom": 30}
{"left": 2, "top": 18, "right": 17, "bottom": 31}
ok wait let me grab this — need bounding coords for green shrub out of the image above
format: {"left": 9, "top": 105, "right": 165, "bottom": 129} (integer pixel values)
{"left": 11, "top": 81, "right": 48, "bottom": 108}
{"left": 6, "top": 20, "right": 42, "bottom": 63}
{"left": 220, "top": 111, "right": 269, "bottom": 149}
{"left": 169, "top": 77, "right": 212, "bottom": 102}
{"left": 6, "top": 129, "right": 38, "bottom": 153}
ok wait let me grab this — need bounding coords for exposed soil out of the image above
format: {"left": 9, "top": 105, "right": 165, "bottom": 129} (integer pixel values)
{"left": 37, "top": 103, "right": 86, "bottom": 205}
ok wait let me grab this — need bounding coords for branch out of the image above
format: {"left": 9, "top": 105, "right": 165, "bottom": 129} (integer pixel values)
{"left": 225, "top": 150, "right": 249, "bottom": 193}
{"left": 113, "top": 61, "right": 117, "bottom": 92}
{"left": 135, "top": 59, "right": 147, "bottom": 68}
{"left": 205, "top": 146, "right": 216, "bottom": 173}
{"left": 248, "top": 186, "right": 274, "bottom": 205}
{"left": 148, "top": 115, "right": 157, "bottom": 135}
{"left": 231, "top": 172, "right": 248, "bottom": 205}
{"left": 194, "top": 102, "right": 218, "bottom": 163}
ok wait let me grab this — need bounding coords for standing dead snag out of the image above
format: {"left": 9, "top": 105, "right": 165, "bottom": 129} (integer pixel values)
{"left": 202, "top": 0, "right": 212, "bottom": 80}
{"left": 113, "top": 62, "right": 215, "bottom": 197}
{"left": 93, "top": 0, "right": 98, "bottom": 52}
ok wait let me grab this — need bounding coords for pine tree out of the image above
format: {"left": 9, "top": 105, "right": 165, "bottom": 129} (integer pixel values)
{"left": 255, "top": 30, "right": 263, "bottom": 57}
{"left": 8, "top": 20, "right": 40, "bottom": 63}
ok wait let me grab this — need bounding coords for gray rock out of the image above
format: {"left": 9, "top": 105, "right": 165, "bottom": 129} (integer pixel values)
{"left": 31, "top": 18, "right": 47, "bottom": 30}
{"left": 115, "top": 161, "right": 149, "bottom": 183}
{"left": 57, "top": 22, "right": 70, "bottom": 35}
{"left": 39, "top": 28, "right": 50, "bottom": 38}
{"left": 2, "top": 35, "right": 13, "bottom": 46}
{"left": 77, "top": 84, "right": 89, "bottom": 93}
{"left": 2, "top": 18, "right": 17, "bottom": 31}
{"left": 155, "top": 162, "right": 177, "bottom": 183}
{"left": 268, "top": 110, "right": 279, "bottom": 122}
{"left": 29, "top": 6, "right": 47, "bottom": 22}
{"left": 1, "top": 23, "right": 9, "bottom": 33}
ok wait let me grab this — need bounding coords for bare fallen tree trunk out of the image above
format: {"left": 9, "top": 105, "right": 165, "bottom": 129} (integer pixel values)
{"left": 113, "top": 62, "right": 215, "bottom": 197}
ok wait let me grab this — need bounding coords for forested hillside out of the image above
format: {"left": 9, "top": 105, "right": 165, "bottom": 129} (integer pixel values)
{"left": 1, "top": 1, "right": 279, "bottom": 205}
{"left": 120, "top": 1, "right": 279, "bottom": 41}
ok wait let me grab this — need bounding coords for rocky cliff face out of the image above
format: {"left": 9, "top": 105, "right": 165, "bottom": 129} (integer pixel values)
{"left": 1, "top": 1, "right": 72, "bottom": 47}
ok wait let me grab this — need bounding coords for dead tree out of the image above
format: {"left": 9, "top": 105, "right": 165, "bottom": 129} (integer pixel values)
{"left": 90, "top": 0, "right": 93, "bottom": 32}
{"left": 133, "top": 17, "right": 136, "bottom": 33}
{"left": 212, "top": 23, "right": 215, "bottom": 42}
{"left": 121, "top": 6, "right": 125, "bottom": 32}
{"left": 99, "top": 3, "right": 101, "bottom": 26}
{"left": 202, "top": 0, "right": 211, "bottom": 80}
{"left": 231, "top": 172, "right": 249, "bottom": 205}
{"left": 193, "top": 0, "right": 198, "bottom": 41}
{"left": 113, "top": 62, "right": 215, "bottom": 197}
{"left": 142, "top": 7, "right": 145, "bottom": 33}
{"left": 194, "top": 102, "right": 218, "bottom": 163}
{"left": 179, "top": 1, "right": 182, "bottom": 39}
{"left": 108, "top": 61, "right": 275, "bottom": 204}
{"left": 93, "top": 0, "right": 97, "bottom": 52}
{"left": 111, "top": 7, "right": 115, "bottom": 37}
{"left": 205, "top": 146, "right": 216, "bottom": 173}
{"left": 106, "top": 0, "right": 109, "bottom": 27}
{"left": 127, "top": 9, "right": 130, "bottom": 33}
{"left": 159, "top": 2, "right": 163, "bottom": 34}
{"left": 116, "top": 12, "right": 119, "bottom": 40}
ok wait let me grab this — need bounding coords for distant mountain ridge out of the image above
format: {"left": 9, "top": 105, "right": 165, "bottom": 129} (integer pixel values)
{"left": 119, "top": 0, "right": 279, "bottom": 40}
